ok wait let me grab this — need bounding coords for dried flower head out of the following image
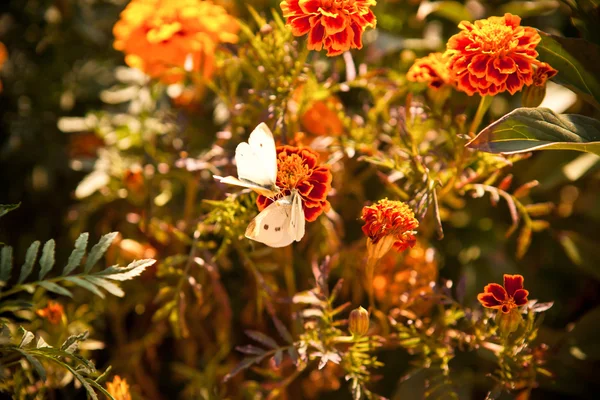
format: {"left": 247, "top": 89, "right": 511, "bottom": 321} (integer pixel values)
{"left": 445, "top": 13, "right": 554, "bottom": 96}
{"left": 106, "top": 376, "right": 132, "bottom": 400}
{"left": 478, "top": 274, "right": 529, "bottom": 314}
{"left": 280, "top": 0, "right": 377, "bottom": 56}
{"left": 257, "top": 145, "right": 332, "bottom": 222}
{"left": 406, "top": 52, "right": 452, "bottom": 90}
{"left": 36, "top": 300, "right": 64, "bottom": 325}
{"left": 113, "top": 0, "right": 239, "bottom": 83}
{"left": 361, "top": 199, "right": 419, "bottom": 260}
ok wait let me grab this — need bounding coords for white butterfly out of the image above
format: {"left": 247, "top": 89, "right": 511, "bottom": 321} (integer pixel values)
{"left": 214, "top": 122, "right": 279, "bottom": 198}
{"left": 245, "top": 189, "right": 306, "bottom": 248}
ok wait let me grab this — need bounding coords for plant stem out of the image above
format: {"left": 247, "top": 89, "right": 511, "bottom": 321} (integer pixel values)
{"left": 469, "top": 95, "right": 493, "bottom": 136}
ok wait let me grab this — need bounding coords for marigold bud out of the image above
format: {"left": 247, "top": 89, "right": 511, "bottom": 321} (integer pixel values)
{"left": 496, "top": 307, "right": 523, "bottom": 336}
{"left": 521, "top": 84, "right": 546, "bottom": 108}
{"left": 349, "top": 306, "right": 370, "bottom": 336}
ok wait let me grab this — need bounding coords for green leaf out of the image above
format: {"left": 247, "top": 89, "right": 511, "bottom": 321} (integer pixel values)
{"left": 84, "top": 232, "right": 118, "bottom": 273}
{"left": 245, "top": 330, "right": 279, "bottom": 349}
{"left": 537, "top": 31, "right": 600, "bottom": 110}
{"left": 63, "top": 233, "right": 89, "bottom": 275}
{"left": 0, "top": 203, "right": 20, "bottom": 218}
{"left": 84, "top": 276, "right": 124, "bottom": 297}
{"left": 61, "top": 331, "right": 89, "bottom": 353}
{"left": 18, "top": 241, "right": 40, "bottom": 284}
{"left": 15, "top": 349, "right": 47, "bottom": 382}
{"left": 64, "top": 276, "right": 105, "bottom": 298}
{"left": 0, "top": 246, "right": 13, "bottom": 283}
{"left": 417, "top": 1, "right": 473, "bottom": 25}
{"left": 38, "top": 281, "right": 73, "bottom": 298}
{"left": 38, "top": 239, "right": 56, "bottom": 280}
{"left": 468, "top": 108, "right": 600, "bottom": 155}
{"left": 99, "top": 258, "right": 155, "bottom": 281}
{"left": 499, "top": 1, "right": 560, "bottom": 18}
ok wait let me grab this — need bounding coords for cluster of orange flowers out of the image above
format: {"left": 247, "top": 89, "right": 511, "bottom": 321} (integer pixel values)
{"left": 256, "top": 146, "right": 332, "bottom": 222}
{"left": 113, "top": 0, "right": 239, "bottom": 83}
{"left": 407, "top": 13, "right": 557, "bottom": 97}
{"left": 280, "top": 0, "right": 377, "bottom": 56}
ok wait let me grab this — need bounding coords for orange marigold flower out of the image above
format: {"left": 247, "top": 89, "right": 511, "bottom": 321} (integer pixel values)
{"left": 106, "top": 376, "right": 132, "bottom": 400}
{"left": 113, "top": 0, "right": 239, "bottom": 84}
{"left": 280, "top": 0, "right": 377, "bottom": 56}
{"left": 478, "top": 274, "right": 529, "bottom": 314}
{"left": 406, "top": 52, "right": 452, "bottom": 90}
{"left": 36, "top": 301, "right": 64, "bottom": 325}
{"left": 257, "top": 145, "right": 332, "bottom": 222}
{"left": 301, "top": 97, "right": 344, "bottom": 136}
{"left": 445, "top": 13, "right": 552, "bottom": 96}
{"left": 361, "top": 199, "right": 419, "bottom": 259}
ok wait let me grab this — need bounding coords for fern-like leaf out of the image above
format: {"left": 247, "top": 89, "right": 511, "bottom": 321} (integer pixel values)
{"left": 38, "top": 239, "right": 56, "bottom": 280}
{"left": 18, "top": 241, "right": 40, "bottom": 284}
{"left": 63, "top": 232, "right": 89, "bottom": 275}
{"left": 0, "top": 246, "right": 13, "bottom": 283}
{"left": 84, "top": 232, "right": 118, "bottom": 273}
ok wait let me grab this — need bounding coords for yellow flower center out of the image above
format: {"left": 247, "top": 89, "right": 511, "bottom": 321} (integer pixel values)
{"left": 474, "top": 23, "right": 517, "bottom": 55}
{"left": 278, "top": 154, "right": 310, "bottom": 189}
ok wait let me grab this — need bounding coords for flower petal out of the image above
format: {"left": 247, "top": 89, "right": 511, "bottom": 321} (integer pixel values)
{"left": 513, "top": 289, "right": 529, "bottom": 306}
{"left": 503, "top": 274, "right": 524, "bottom": 297}
{"left": 477, "top": 292, "right": 503, "bottom": 308}
{"left": 484, "top": 283, "right": 507, "bottom": 302}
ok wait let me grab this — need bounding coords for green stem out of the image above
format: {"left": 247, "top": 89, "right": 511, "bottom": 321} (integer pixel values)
{"left": 469, "top": 95, "right": 493, "bottom": 136}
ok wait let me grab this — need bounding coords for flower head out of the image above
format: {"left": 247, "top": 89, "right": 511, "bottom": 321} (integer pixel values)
{"left": 478, "top": 274, "right": 529, "bottom": 314}
{"left": 280, "top": 0, "right": 377, "bottom": 56}
{"left": 361, "top": 199, "right": 419, "bottom": 259}
{"left": 445, "top": 13, "right": 554, "bottom": 96}
{"left": 301, "top": 97, "right": 344, "bottom": 136}
{"left": 36, "top": 301, "right": 64, "bottom": 325}
{"left": 257, "top": 145, "right": 332, "bottom": 222}
{"left": 106, "top": 376, "right": 132, "bottom": 400}
{"left": 113, "top": 0, "right": 239, "bottom": 83}
{"left": 406, "top": 52, "right": 452, "bottom": 90}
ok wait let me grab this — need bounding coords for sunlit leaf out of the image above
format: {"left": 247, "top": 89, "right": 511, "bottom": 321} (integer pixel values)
{"left": 38, "top": 239, "right": 56, "bottom": 280}
{"left": 18, "top": 241, "right": 40, "bottom": 284}
{"left": 84, "top": 232, "right": 118, "bottom": 273}
{"left": 63, "top": 232, "right": 89, "bottom": 275}
{"left": 468, "top": 108, "right": 600, "bottom": 155}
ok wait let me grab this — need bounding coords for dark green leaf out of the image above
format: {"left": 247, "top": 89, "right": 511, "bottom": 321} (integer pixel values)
{"left": 0, "top": 246, "right": 13, "bottom": 283}
{"left": 537, "top": 31, "right": 600, "bottom": 109}
{"left": 18, "top": 241, "right": 40, "bottom": 284}
{"left": 84, "top": 232, "right": 118, "bottom": 273}
{"left": 0, "top": 203, "right": 20, "bottom": 218}
{"left": 223, "top": 354, "right": 267, "bottom": 382}
{"left": 38, "top": 281, "right": 73, "bottom": 297}
{"left": 245, "top": 330, "right": 278, "bottom": 349}
{"left": 63, "top": 233, "right": 89, "bottom": 275}
{"left": 15, "top": 349, "right": 47, "bottom": 382}
{"left": 0, "top": 300, "right": 33, "bottom": 313}
{"left": 64, "top": 276, "right": 105, "bottom": 298}
{"left": 38, "top": 239, "right": 56, "bottom": 280}
{"left": 468, "top": 108, "right": 600, "bottom": 155}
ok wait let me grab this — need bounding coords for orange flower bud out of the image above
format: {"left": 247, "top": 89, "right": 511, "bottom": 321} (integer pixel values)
{"left": 349, "top": 306, "right": 369, "bottom": 336}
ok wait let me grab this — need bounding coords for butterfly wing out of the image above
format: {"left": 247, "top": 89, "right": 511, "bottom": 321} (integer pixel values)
{"left": 235, "top": 123, "right": 278, "bottom": 187}
{"left": 214, "top": 176, "right": 278, "bottom": 198}
{"left": 289, "top": 190, "right": 306, "bottom": 242}
{"left": 245, "top": 196, "right": 294, "bottom": 248}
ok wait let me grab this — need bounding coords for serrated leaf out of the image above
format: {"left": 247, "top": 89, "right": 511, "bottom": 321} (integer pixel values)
{"left": 236, "top": 344, "right": 266, "bottom": 355}
{"left": 223, "top": 354, "right": 267, "bottom": 382}
{"left": 0, "top": 203, "right": 20, "bottom": 218}
{"left": 271, "top": 315, "right": 294, "bottom": 344}
{"left": 64, "top": 276, "right": 105, "bottom": 298}
{"left": 84, "top": 276, "right": 124, "bottom": 297}
{"left": 84, "top": 232, "right": 118, "bottom": 273}
{"left": 18, "top": 241, "right": 40, "bottom": 284}
{"left": 287, "top": 346, "right": 299, "bottom": 366}
{"left": 38, "top": 281, "right": 73, "bottom": 297}
{"left": 15, "top": 349, "right": 46, "bottom": 382}
{"left": 99, "top": 258, "right": 155, "bottom": 281}
{"left": 246, "top": 330, "right": 278, "bottom": 349}
{"left": 537, "top": 32, "right": 600, "bottom": 110}
{"left": 38, "top": 239, "right": 56, "bottom": 280}
{"left": 273, "top": 349, "right": 283, "bottom": 367}
{"left": 61, "top": 331, "right": 89, "bottom": 353}
{"left": 468, "top": 108, "right": 600, "bottom": 156}
{"left": 19, "top": 328, "right": 35, "bottom": 348}
{"left": 37, "top": 336, "right": 52, "bottom": 348}
{"left": 63, "top": 233, "right": 89, "bottom": 275}
{"left": 0, "top": 246, "right": 13, "bottom": 282}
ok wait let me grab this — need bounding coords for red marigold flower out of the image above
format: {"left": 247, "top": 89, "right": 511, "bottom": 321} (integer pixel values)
{"left": 113, "top": 0, "right": 239, "bottom": 84}
{"left": 478, "top": 274, "right": 529, "bottom": 314}
{"left": 361, "top": 199, "right": 419, "bottom": 259}
{"left": 445, "top": 13, "right": 553, "bottom": 96}
{"left": 532, "top": 62, "right": 557, "bottom": 87}
{"left": 280, "top": 0, "right": 377, "bottom": 56}
{"left": 406, "top": 52, "right": 452, "bottom": 90}
{"left": 256, "top": 145, "right": 332, "bottom": 222}
{"left": 36, "top": 300, "right": 65, "bottom": 325}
